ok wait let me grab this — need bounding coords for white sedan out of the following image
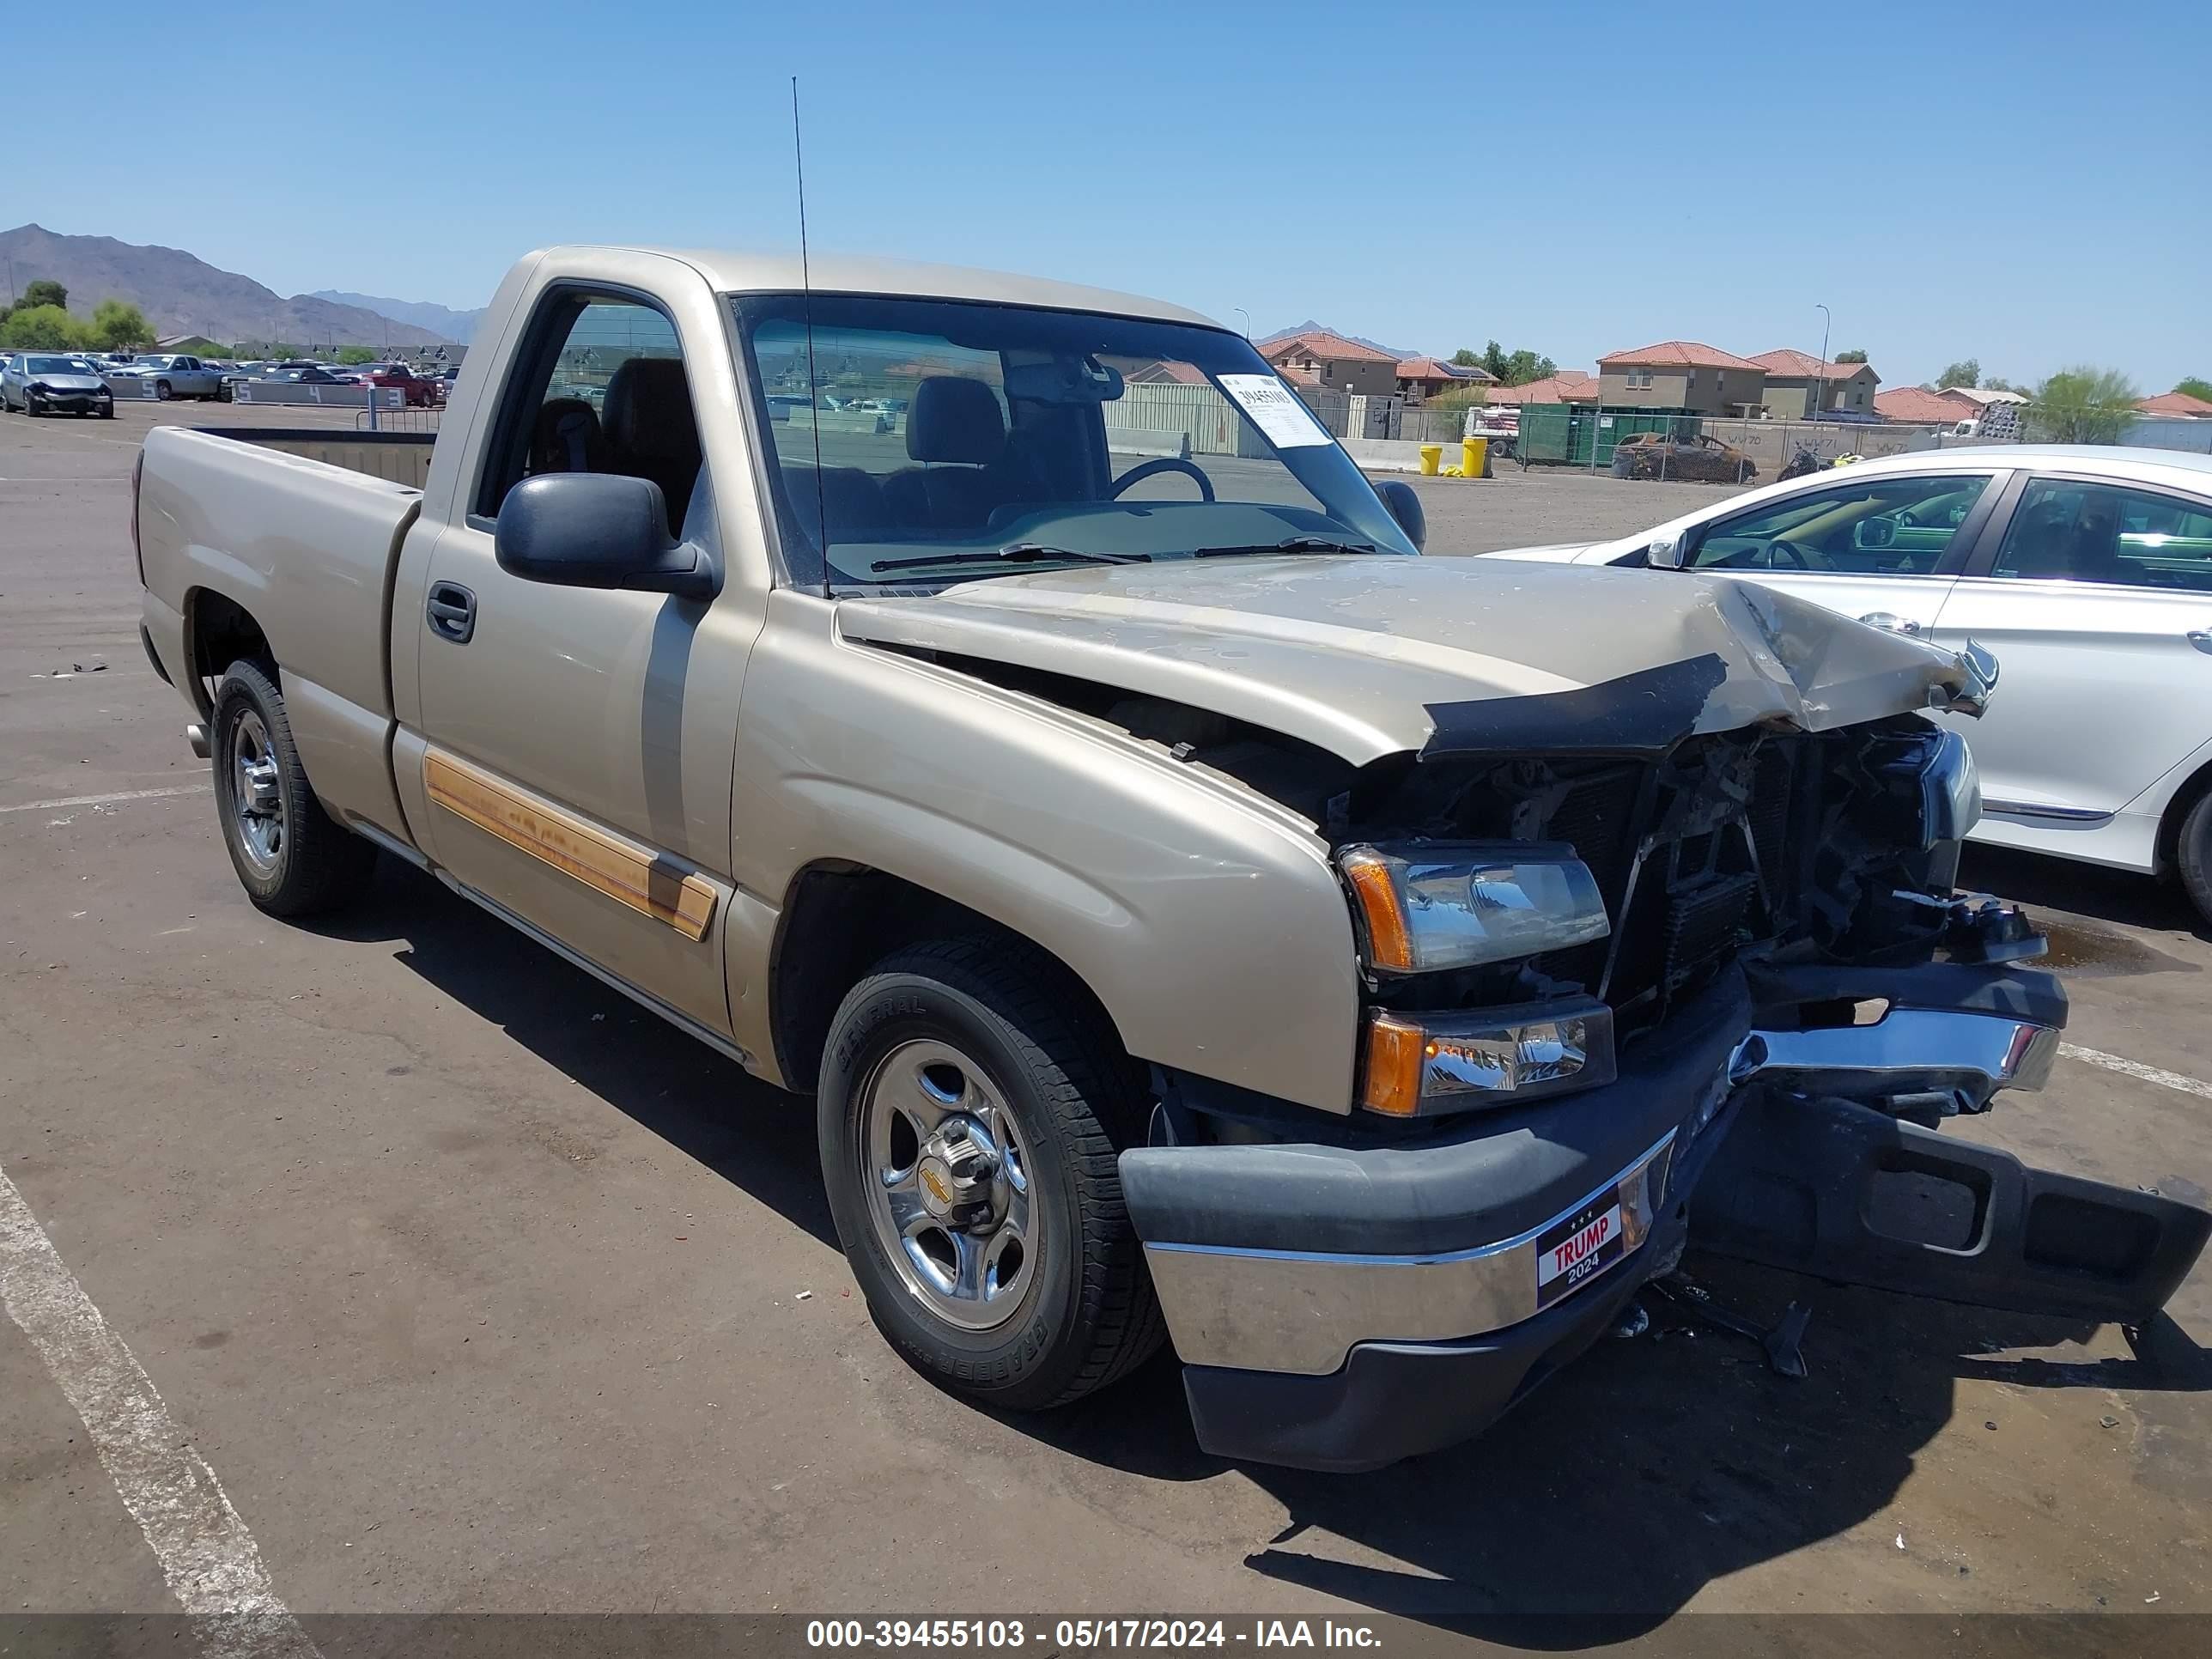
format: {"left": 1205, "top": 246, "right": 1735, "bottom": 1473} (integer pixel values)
{"left": 1485, "top": 445, "right": 2212, "bottom": 923}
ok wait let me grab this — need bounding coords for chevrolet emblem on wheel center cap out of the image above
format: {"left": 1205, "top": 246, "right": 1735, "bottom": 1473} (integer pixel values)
{"left": 919, "top": 1158, "right": 955, "bottom": 1212}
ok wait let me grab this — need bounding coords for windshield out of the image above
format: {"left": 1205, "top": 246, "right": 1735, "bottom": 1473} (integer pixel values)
{"left": 731, "top": 294, "right": 1417, "bottom": 590}
{"left": 27, "top": 356, "right": 96, "bottom": 375}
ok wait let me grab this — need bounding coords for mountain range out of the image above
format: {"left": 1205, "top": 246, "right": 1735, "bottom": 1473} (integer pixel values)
{"left": 1, "top": 224, "right": 458, "bottom": 348}
{"left": 1258, "top": 319, "right": 1417, "bottom": 358}
{"left": 310, "top": 290, "right": 485, "bottom": 343}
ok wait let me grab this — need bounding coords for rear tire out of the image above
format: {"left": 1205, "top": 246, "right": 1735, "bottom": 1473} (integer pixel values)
{"left": 210, "top": 659, "right": 377, "bottom": 916}
{"left": 818, "top": 938, "right": 1164, "bottom": 1411}
{"left": 2178, "top": 787, "right": 2212, "bottom": 930}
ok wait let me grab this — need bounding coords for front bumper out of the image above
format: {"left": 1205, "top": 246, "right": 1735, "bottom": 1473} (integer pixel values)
{"left": 1121, "top": 958, "right": 2083, "bottom": 1472}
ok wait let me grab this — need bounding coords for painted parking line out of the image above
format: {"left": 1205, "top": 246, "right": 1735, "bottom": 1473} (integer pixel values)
{"left": 2060, "top": 1043, "right": 2212, "bottom": 1103}
{"left": 0, "top": 1162, "right": 320, "bottom": 1656}
{"left": 0, "top": 782, "right": 211, "bottom": 816}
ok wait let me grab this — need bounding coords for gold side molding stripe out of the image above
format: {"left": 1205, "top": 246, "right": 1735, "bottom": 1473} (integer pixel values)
{"left": 423, "top": 750, "right": 716, "bottom": 942}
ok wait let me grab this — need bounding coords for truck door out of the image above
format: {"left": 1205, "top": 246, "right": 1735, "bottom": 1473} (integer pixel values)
{"left": 410, "top": 288, "right": 753, "bottom": 1037}
{"left": 1675, "top": 467, "right": 2010, "bottom": 641}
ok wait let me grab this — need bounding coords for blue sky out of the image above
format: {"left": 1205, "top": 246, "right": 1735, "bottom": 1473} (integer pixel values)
{"left": 12, "top": 0, "right": 2209, "bottom": 388}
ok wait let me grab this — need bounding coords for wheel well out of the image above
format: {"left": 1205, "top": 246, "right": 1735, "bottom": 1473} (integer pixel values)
{"left": 769, "top": 864, "right": 1126, "bottom": 1095}
{"left": 185, "top": 589, "right": 276, "bottom": 714}
{"left": 2156, "top": 756, "right": 2212, "bottom": 872}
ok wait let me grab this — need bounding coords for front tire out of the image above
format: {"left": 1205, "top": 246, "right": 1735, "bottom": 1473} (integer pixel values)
{"left": 155, "top": 379, "right": 173, "bottom": 401}
{"left": 2178, "top": 787, "right": 2212, "bottom": 930}
{"left": 210, "top": 659, "right": 377, "bottom": 916}
{"left": 819, "top": 939, "right": 1164, "bottom": 1411}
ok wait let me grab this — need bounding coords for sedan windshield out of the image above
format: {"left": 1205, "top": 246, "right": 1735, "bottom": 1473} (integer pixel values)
{"left": 731, "top": 294, "right": 1417, "bottom": 590}
{"left": 27, "top": 357, "right": 96, "bottom": 375}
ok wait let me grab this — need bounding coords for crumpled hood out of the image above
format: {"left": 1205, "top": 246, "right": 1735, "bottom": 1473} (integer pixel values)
{"left": 27, "top": 373, "right": 106, "bottom": 392}
{"left": 836, "top": 555, "right": 1986, "bottom": 766}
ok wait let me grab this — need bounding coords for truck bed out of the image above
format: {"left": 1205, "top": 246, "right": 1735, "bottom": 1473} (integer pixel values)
{"left": 190, "top": 426, "right": 438, "bottom": 489}
{"left": 137, "top": 422, "right": 431, "bottom": 843}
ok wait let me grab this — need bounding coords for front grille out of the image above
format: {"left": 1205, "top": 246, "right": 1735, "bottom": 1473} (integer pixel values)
{"left": 1516, "top": 731, "right": 1811, "bottom": 1035}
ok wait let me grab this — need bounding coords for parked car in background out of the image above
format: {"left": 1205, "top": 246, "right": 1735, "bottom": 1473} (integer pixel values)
{"left": 356, "top": 361, "right": 437, "bottom": 406}
{"left": 1484, "top": 446, "right": 2212, "bottom": 921}
{"left": 126, "top": 354, "right": 227, "bottom": 401}
{"left": 1611, "top": 431, "right": 1756, "bottom": 483}
{"left": 3, "top": 352, "right": 116, "bottom": 417}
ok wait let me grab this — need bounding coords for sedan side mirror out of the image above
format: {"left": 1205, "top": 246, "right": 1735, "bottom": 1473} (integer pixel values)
{"left": 1646, "top": 534, "right": 1685, "bottom": 569}
{"left": 1376, "top": 478, "right": 1426, "bottom": 552}
{"left": 495, "top": 473, "right": 718, "bottom": 600}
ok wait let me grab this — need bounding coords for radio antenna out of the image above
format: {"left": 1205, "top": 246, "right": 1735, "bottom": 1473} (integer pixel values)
{"left": 793, "top": 75, "right": 832, "bottom": 601}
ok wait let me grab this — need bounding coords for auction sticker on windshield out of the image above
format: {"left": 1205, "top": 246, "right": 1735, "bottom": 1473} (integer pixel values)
{"left": 1218, "top": 374, "right": 1333, "bottom": 447}
{"left": 1536, "top": 1190, "right": 1626, "bottom": 1308}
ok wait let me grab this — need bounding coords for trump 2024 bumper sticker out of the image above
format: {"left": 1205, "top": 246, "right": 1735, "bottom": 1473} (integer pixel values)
{"left": 1537, "top": 1192, "right": 1626, "bottom": 1308}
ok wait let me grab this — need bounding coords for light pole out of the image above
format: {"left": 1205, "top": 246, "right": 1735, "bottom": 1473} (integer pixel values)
{"left": 1814, "top": 302, "right": 1831, "bottom": 420}
{"left": 1233, "top": 306, "right": 1250, "bottom": 341}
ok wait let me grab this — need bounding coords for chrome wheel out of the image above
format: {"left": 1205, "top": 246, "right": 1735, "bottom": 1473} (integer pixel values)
{"left": 228, "top": 709, "right": 285, "bottom": 875}
{"left": 859, "top": 1038, "right": 1036, "bottom": 1332}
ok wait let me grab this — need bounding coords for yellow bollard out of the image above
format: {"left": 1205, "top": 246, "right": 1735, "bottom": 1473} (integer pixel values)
{"left": 1462, "top": 437, "right": 1489, "bottom": 478}
{"left": 1419, "top": 444, "right": 1442, "bottom": 476}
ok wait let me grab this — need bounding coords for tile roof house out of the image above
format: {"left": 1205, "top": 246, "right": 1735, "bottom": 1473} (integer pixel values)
{"left": 1486, "top": 370, "right": 1599, "bottom": 405}
{"left": 1393, "top": 356, "right": 1498, "bottom": 403}
{"left": 2136, "top": 391, "right": 2212, "bottom": 419}
{"left": 1747, "top": 349, "right": 1881, "bottom": 419}
{"left": 1259, "top": 330, "right": 1400, "bottom": 397}
{"left": 1124, "top": 359, "right": 1210, "bottom": 386}
{"left": 1595, "top": 341, "right": 1768, "bottom": 416}
{"left": 1872, "top": 386, "right": 1980, "bottom": 424}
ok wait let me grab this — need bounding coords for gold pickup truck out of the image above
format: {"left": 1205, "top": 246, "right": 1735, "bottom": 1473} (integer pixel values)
{"left": 132, "top": 246, "right": 2209, "bottom": 1471}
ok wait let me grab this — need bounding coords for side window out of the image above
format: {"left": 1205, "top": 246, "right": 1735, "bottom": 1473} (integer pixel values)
{"left": 1689, "top": 473, "right": 1993, "bottom": 575}
{"left": 477, "top": 295, "right": 701, "bottom": 534}
{"left": 1992, "top": 478, "right": 2212, "bottom": 593}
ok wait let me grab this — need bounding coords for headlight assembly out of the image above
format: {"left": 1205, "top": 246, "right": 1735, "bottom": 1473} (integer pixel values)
{"left": 1359, "top": 999, "right": 1617, "bottom": 1116}
{"left": 1339, "top": 842, "right": 1610, "bottom": 975}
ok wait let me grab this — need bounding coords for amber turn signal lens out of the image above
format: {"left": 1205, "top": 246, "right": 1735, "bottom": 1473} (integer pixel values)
{"left": 1340, "top": 847, "right": 1414, "bottom": 973}
{"left": 1360, "top": 1011, "right": 1429, "bottom": 1116}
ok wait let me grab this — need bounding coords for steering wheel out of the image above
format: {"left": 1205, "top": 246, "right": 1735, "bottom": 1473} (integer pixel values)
{"left": 1767, "top": 538, "right": 1831, "bottom": 571}
{"left": 1109, "top": 456, "right": 1215, "bottom": 502}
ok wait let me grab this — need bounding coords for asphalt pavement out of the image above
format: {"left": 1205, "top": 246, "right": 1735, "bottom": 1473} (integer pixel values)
{"left": 3, "top": 402, "right": 2209, "bottom": 1646}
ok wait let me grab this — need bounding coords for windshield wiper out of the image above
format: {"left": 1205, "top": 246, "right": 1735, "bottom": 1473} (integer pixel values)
{"left": 870, "top": 542, "right": 1152, "bottom": 574}
{"left": 1190, "top": 536, "right": 1378, "bottom": 558}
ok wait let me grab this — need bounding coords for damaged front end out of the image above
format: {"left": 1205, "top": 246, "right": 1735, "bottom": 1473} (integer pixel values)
{"left": 1118, "top": 649, "right": 2209, "bottom": 1473}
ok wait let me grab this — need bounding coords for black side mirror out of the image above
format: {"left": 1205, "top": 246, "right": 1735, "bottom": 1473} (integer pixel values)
{"left": 495, "top": 473, "right": 718, "bottom": 600}
{"left": 1376, "top": 478, "right": 1426, "bottom": 552}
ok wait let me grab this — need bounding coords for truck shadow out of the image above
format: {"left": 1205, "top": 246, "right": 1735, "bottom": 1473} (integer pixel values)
{"left": 312, "top": 860, "right": 2208, "bottom": 1640}
{"left": 306, "top": 858, "right": 839, "bottom": 1250}
{"left": 1019, "top": 1264, "right": 2209, "bottom": 1641}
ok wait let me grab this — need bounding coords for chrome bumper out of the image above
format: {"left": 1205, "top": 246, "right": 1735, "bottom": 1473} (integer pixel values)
{"left": 1139, "top": 1003, "right": 2058, "bottom": 1378}
{"left": 1145, "top": 1133, "right": 1676, "bottom": 1376}
{"left": 1731, "top": 1006, "right": 2059, "bottom": 1108}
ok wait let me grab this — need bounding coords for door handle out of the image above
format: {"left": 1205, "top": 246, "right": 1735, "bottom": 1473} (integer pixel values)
{"left": 2189, "top": 629, "right": 2212, "bottom": 656}
{"left": 1857, "top": 611, "right": 1921, "bottom": 635}
{"left": 426, "top": 580, "right": 476, "bottom": 644}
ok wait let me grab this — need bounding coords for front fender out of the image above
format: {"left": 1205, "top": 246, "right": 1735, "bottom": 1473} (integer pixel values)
{"left": 730, "top": 593, "right": 1363, "bottom": 1112}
